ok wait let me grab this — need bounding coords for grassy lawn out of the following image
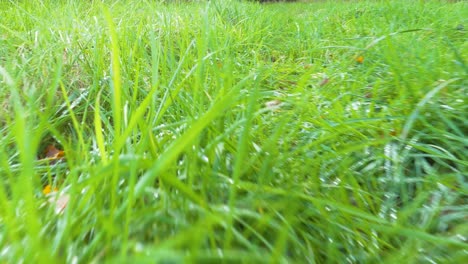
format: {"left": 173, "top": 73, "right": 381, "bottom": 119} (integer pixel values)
{"left": 0, "top": 0, "right": 466, "bottom": 262}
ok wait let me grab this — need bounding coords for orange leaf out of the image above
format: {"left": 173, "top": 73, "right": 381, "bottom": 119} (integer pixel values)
{"left": 355, "top": 56, "right": 364, "bottom": 64}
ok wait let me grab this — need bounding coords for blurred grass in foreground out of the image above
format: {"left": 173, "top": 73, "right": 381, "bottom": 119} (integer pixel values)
{"left": 0, "top": 0, "right": 466, "bottom": 262}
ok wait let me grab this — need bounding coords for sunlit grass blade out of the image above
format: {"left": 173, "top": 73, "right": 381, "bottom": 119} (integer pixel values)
{"left": 94, "top": 91, "right": 108, "bottom": 163}
{"left": 103, "top": 7, "right": 123, "bottom": 142}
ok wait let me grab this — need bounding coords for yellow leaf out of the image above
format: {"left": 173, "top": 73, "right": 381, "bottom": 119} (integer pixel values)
{"left": 42, "top": 184, "right": 58, "bottom": 195}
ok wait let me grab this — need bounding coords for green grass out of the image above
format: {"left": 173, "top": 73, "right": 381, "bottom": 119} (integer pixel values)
{"left": 0, "top": 0, "right": 467, "bottom": 262}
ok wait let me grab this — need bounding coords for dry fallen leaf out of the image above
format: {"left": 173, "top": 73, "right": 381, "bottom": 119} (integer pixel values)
{"left": 44, "top": 145, "right": 65, "bottom": 160}
{"left": 319, "top": 78, "right": 329, "bottom": 87}
{"left": 265, "top": 100, "right": 282, "bottom": 110}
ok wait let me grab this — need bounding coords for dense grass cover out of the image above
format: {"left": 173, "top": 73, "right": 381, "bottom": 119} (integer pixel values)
{"left": 0, "top": 0, "right": 466, "bottom": 262}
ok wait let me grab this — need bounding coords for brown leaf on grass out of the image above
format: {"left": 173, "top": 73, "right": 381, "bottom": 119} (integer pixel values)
{"left": 43, "top": 145, "right": 65, "bottom": 161}
{"left": 44, "top": 145, "right": 65, "bottom": 159}
{"left": 311, "top": 73, "right": 329, "bottom": 87}
{"left": 39, "top": 144, "right": 68, "bottom": 214}
{"left": 319, "top": 78, "right": 329, "bottom": 87}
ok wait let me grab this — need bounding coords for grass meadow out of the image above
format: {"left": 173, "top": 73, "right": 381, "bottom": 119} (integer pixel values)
{"left": 0, "top": 0, "right": 467, "bottom": 262}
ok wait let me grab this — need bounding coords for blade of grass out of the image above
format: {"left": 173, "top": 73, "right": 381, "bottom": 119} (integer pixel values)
{"left": 134, "top": 74, "right": 255, "bottom": 207}
{"left": 103, "top": 7, "right": 123, "bottom": 142}
{"left": 400, "top": 78, "right": 461, "bottom": 140}
{"left": 94, "top": 91, "right": 108, "bottom": 163}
